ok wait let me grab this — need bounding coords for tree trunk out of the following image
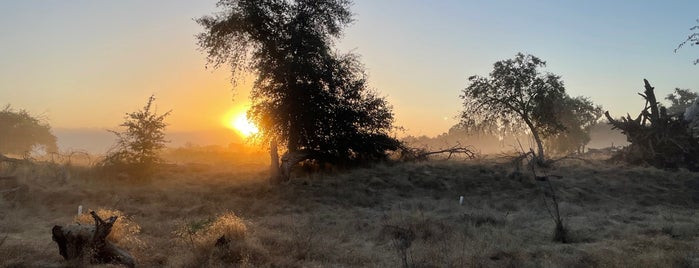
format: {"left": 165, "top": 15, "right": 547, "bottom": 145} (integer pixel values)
{"left": 523, "top": 117, "right": 546, "bottom": 163}
{"left": 269, "top": 139, "right": 280, "bottom": 185}
{"left": 51, "top": 211, "right": 135, "bottom": 268}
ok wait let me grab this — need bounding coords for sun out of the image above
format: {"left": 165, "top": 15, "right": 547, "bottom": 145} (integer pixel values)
{"left": 230, "top": 112, "right": 259, "bottom": 137}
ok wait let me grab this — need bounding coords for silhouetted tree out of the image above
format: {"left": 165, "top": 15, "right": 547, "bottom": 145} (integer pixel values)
{"left": 460, "top": 53, "right": 567, "bottom": 163}
{"left": 675, "top": 19, "right": 699, "bottom": 65}
{"left": 0, "top": 105, "right": 57, "bottom": 156}
{"left": 197, "top": 0, "right": 399, "bottom": 169}
{"left": 665, "top": 88, "right": 698, "bottom": 115}
{"left": 100, "top": 95, "right": 170, "bottom": 177}
{"left": 545, "top": 96, "right": 603, "bottom": 155}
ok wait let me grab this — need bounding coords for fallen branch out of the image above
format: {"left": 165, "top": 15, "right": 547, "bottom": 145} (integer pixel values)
{"left": 0, "top": 154, "right": 23, "bottom": 164}
{"left": 399, "top": 143, "right": 476, "bottom": 161}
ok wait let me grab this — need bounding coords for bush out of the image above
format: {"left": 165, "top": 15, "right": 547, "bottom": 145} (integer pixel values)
{"left": 98, "top": 95, "right": 171, "bottom": 178}
{"left": 174, "top": 212, "right": 262, "bottom": 266}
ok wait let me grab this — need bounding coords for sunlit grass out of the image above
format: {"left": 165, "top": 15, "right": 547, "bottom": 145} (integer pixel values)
{"left": 2, "top": 153, "right": 698, "bottom": 267}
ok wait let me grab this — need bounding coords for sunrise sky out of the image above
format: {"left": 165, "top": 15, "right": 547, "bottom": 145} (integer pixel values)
{"left": 1, "top": 0, "right": 698, "bottom": 150}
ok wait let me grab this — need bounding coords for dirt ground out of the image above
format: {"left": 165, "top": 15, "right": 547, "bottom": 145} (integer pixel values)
{"left": 1, "top": 152, "right": 698, "bottom": 267}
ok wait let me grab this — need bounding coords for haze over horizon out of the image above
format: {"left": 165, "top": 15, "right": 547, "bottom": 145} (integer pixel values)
{"left": 2, "top": 0, "right": 698, "bottom": 152}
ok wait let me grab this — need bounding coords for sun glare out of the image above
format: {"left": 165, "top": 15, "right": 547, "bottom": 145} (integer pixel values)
{"left": 231, "top": 112, "right": 259, "bottom": 137}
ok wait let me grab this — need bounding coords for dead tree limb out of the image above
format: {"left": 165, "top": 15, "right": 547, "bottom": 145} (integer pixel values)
{"left": 51, "top": 211, "right": 135, "bottom": 267}
{"left": 415, "top": 146, "right": 476, "bottom": 160}
{"left": 399, "top": 144, "right": 476, "bottom": 162}
{"left": 0, "top": 154, "right": 24, "bottom": 164}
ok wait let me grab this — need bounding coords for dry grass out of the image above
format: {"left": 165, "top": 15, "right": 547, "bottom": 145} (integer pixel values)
{"left": 74, "top": 208, "right": 145, "bottom": 250}
{"left": 1, "top": 152, "right": 698, "bottom": 267}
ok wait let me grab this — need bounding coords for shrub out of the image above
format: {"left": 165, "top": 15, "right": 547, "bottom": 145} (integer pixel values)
{"left": 98, "top": 95, "right": 171, "bottom": 178}
{"left": 174, "top": 211, "right": 260, "bottom": 266}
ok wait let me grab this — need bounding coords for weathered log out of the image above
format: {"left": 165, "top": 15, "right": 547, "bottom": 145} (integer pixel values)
{"left": 52, "top": 211, "right": 135, "bottom": 267}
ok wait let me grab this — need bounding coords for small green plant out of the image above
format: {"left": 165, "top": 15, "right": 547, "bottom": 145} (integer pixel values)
{"left": 174, "top": 218, "right": 213, "bottom": 250}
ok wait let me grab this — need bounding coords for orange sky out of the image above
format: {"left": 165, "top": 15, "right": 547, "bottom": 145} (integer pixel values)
{"left": 1, "top": 1, "right": 698, "bottom": 151}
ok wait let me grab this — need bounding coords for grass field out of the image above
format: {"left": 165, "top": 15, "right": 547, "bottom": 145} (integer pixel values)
{"left": 1, "top": 152, "right": 698, "bottom": 267}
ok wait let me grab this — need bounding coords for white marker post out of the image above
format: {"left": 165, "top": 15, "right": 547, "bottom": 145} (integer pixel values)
{"left": 459, "top": 196, "right": 464, "bottom": 205}
{"left": 78, "top": 205, "right": 83, "bottom": 216}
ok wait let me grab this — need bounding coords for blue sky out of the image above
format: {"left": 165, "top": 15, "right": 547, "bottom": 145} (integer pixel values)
{"left": 1, "top": 0, "right": 698, "bottom": 141}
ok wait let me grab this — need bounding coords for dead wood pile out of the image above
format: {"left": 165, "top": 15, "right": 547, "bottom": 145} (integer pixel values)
{"left": 52, "top": 211, "right": 135, "bottom": 267}
{"left": 604, "top": 79, "right": 699, "bottom": 170}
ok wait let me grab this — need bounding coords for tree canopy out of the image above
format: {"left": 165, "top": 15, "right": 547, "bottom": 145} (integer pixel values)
{"left": 0, "top": 105, "right": 57, "bottom": 156}
{"left": 460, "top": 53, "right": 567, "bottom": 161}
{"left": 197, "top": 0, "right": 399, "bottom": 163}
{"left": 544, "top": 96, "right": 603, "bottom": 155}
{"left": 665, "top": 88, "right": 698, "bottom": 116}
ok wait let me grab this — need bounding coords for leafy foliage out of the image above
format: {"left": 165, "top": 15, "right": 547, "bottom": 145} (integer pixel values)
{"left": 665, "top": 88, "right": 698, "bottom": 115}
{"left": 0, "top": 105, "right": 57, "bottom": 155}
{"left": 544, "top": 96, "right": 604, "bottom": 155}
{"left": 100, "top": 95, "right": 170, "bottom": 176}
{"left": 675, "top": 19, "right": 699, "bottom": 65}
{"left": 197, "top": 0, "right": 399, "bottom": 163}
{"left": 460, "top": 53, "right": 567, "bottom": 161}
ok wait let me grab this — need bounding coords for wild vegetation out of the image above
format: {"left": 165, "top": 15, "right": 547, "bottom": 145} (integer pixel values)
{"left": 97, "top": 95, "right": 171, "bottom": 179}
{"left": 1, "top": 150, "right": 698, "bottom": 267}
{"left": 1, "top": 1, "right": 697, "bottom": 267}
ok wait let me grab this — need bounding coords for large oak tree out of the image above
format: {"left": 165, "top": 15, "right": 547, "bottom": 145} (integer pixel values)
{"left": 460, "top": 53, "right": 567, "bottom": 162}
{"left": 197, "top": 0, "right": 399, "bottom": 169}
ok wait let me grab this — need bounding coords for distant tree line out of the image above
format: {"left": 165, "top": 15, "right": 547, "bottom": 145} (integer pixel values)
{"left": 0, "top": 105, "right": 57, "bottom": 156}
{"left": 4, "top": 3, "right": 697, "bottom": 180}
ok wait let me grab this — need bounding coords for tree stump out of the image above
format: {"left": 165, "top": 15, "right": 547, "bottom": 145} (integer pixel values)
{"left": 604, "top": 79, "right": 699, "bottom": 170}
{"left": 51, "top": 211, "right": 135, "bottom": 267}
